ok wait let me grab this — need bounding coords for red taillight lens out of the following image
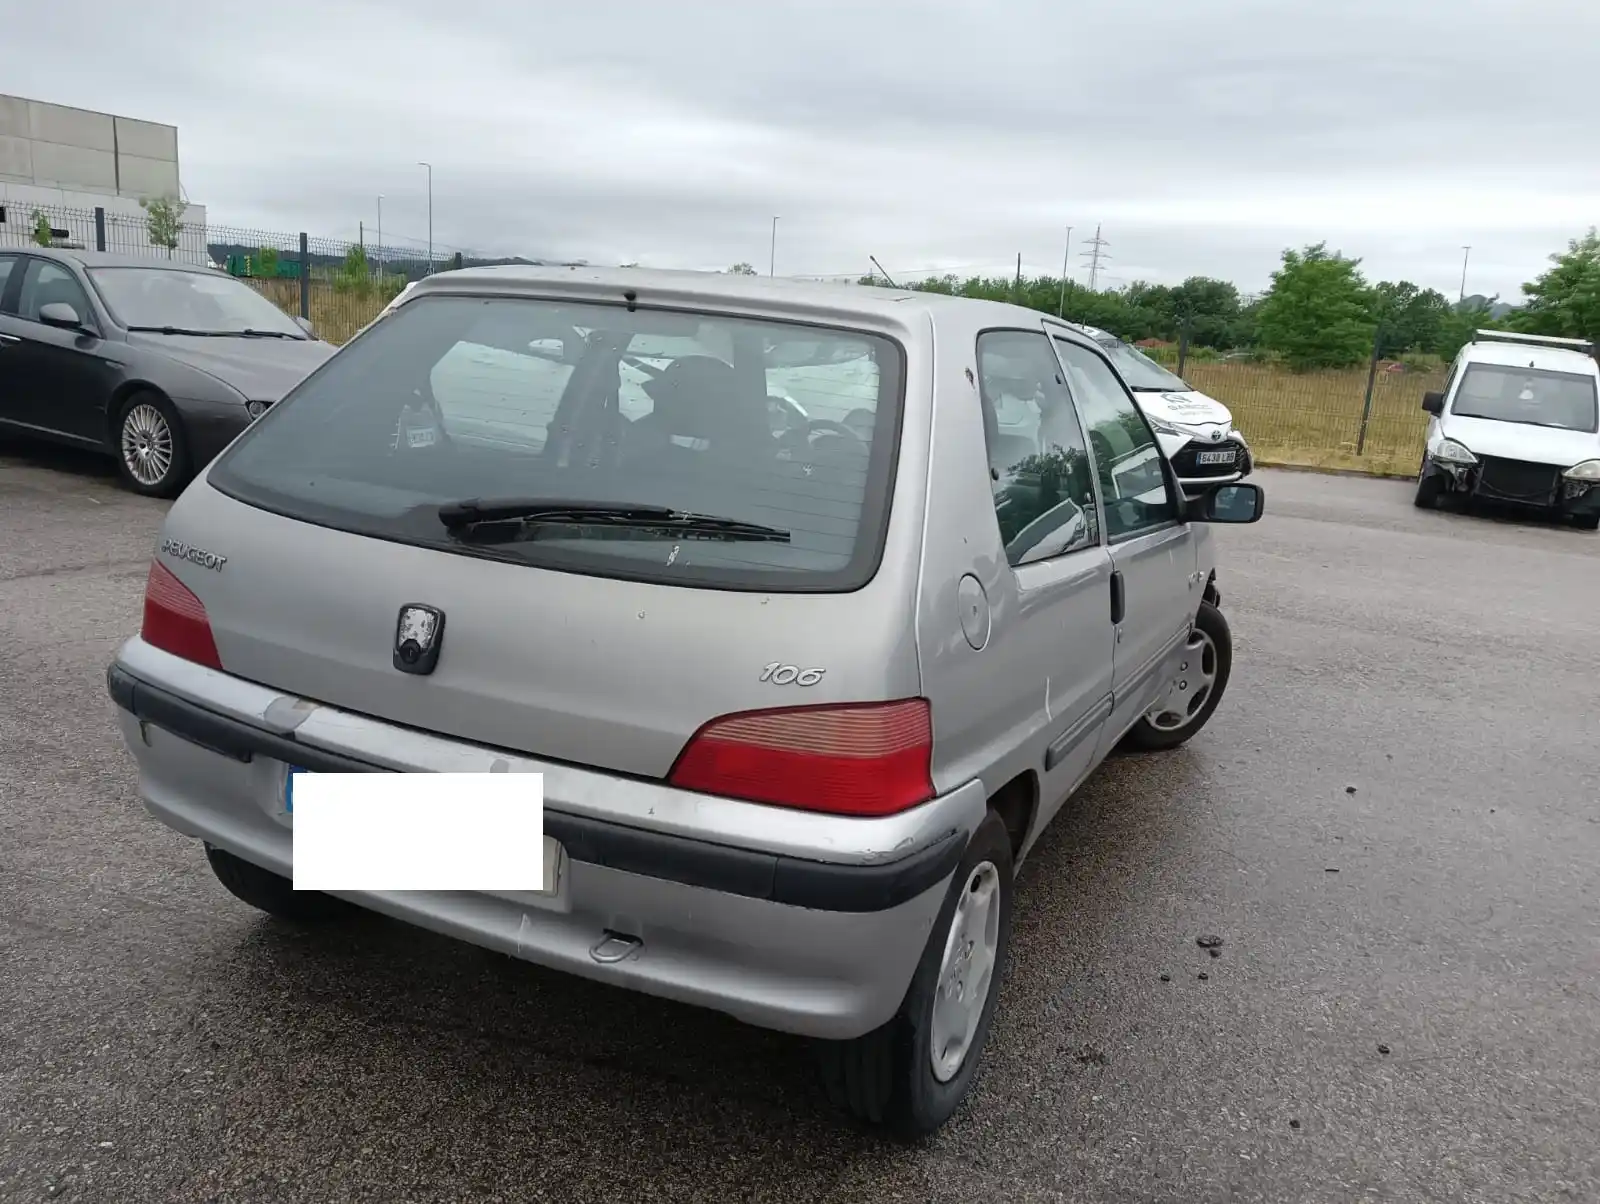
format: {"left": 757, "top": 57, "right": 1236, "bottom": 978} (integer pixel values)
{"left": 141, "top": 560, "right": 223, "bottom": 670}
{"left": 668, "top": 699, "right": 935, "bottom": 817}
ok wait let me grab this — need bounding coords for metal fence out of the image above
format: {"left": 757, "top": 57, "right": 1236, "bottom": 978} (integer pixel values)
{"left": 2, "top": 199, "right": 1440, "bottom": 476}
{"left": 1, "top": 200, "right": 456, "bottom": 347}
{"left": 1146, "top": 337, "right": 1442, "bottom": 477}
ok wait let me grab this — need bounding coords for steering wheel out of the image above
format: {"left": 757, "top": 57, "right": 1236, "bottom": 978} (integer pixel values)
{"left": 804, "top": 418, "right": 869, "bottom": 448}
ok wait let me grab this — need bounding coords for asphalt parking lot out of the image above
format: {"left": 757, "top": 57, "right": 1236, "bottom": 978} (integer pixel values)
{"left": 2, "top": 442, "right": 1597, "bottom": 1204}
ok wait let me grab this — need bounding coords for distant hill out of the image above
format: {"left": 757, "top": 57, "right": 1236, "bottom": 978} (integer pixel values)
{"left": 1460, "top": 293, "right": 1516, "bottom": 319}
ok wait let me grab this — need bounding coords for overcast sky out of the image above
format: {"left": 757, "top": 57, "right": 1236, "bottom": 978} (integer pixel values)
{"left": 4, "top": 0, "right": 1597, "bottom": 300}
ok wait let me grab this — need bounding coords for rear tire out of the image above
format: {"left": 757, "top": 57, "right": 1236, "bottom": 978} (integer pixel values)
{"left": 204, "top": 844, "right": 351, "bottom": 923}
{"left": 114, "top": 391, "right": 192, "bottom": 498}
{"left": 1124, "top": 600, "right": 1232, "bottom": 752}
{"left": 817, "top": 811, "right": 1014, "bottom": 1139}
{"left": 1573, "top": 513, "right": 1600, "bottom": 531}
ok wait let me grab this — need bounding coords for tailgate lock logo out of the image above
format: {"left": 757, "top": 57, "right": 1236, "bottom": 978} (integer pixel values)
{"left": 394, "top": 604, "right": 445, "bottom": 675}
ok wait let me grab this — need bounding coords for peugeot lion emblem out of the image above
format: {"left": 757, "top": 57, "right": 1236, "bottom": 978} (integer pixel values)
{"left": 393, "top": 603, "right": 445, "bottom": 675}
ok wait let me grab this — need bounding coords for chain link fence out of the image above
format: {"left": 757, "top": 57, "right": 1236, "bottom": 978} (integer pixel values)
{"left": 2, "top": 200, "right": 455, "bottom": 347}
{"left": 1146, "top": 337, "right": 1443, "bottom": 477}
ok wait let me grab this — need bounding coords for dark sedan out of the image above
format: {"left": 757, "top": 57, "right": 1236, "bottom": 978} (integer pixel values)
{"left": 0, "top": 247, "right": 336, "bottom": 496}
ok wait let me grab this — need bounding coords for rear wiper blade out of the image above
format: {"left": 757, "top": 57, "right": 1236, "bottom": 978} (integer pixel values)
{"left": 436, "top": 498, "right": 790, "bottom": 541}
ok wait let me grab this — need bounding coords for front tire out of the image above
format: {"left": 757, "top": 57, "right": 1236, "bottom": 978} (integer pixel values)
{"left": 1414, "top": 455, "right": 1445, "bottom": 509}
{"left": 204, "top": 844, "right": 351, "bottom": 924}
{"left": 115, "top": 391, "right": 192, "bottom": 498}
{"left": 1124, "top": 600, "right": 1233, "bottom": 752}
{"left": 818, "top": 810, "right": 1014, "bottom": 1139}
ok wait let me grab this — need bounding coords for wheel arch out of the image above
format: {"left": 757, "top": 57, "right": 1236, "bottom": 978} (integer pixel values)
{"left": 986, "top": 771, "right": 1038, "bottom": 862}
{"left": 1202, "top": 570, "right": 1220, "bottom": 609}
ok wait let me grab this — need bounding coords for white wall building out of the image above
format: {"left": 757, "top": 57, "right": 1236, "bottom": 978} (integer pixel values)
{"left": 0, "top": 94, "right": 208, "bottom": 261}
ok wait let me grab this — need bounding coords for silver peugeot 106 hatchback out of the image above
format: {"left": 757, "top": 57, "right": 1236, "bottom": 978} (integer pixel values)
{"left": 107, "top": 266, "right": 1264, "bottom": 1137}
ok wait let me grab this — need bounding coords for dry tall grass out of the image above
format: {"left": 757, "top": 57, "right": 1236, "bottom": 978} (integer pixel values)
{"left": 245, "top": 280, "right": 1439, "bottom": 478}
{"left": 1183, "top": 359, "right": 1442, "bottom": 477}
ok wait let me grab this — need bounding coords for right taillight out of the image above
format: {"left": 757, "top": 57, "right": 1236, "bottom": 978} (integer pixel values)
{"left": 668, "top": 698, "right": 935, "bottom": 817}
{"left": 141, "top": 560, "right": 223, "bottom": 670}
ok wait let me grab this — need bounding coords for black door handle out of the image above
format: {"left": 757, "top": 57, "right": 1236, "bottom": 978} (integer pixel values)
{"left": 1109, "top": 570, "right": 1125, "bottom": 625}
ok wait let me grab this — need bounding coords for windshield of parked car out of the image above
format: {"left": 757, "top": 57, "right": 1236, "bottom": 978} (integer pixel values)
{"left": 1451, "top": 362, "right": 1599, "bottom": 433}
{"left": 207, "top": 294, "right": 904, "bottom": 591}
{"left": 1092, "top": 336, "right": 1189, "bottom": 392}
{"left": 88, "top": 267, "right": 309, "bottom": 337}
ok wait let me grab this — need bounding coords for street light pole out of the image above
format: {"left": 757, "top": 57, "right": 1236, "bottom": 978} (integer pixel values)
{"left": 770, "top": 216, "right": 779, "bottom": 276}
{"left": 1459, "top": 245, "right": 1472, "bottom": 304}
{"left": 376, "top": 194, "right": 383, "bottom": 279}
{"left": 418, "top": 161, "right": 433, "bottom": 274}
{"left": 1058, "top": 225, "right": 1074, "bottom": 316}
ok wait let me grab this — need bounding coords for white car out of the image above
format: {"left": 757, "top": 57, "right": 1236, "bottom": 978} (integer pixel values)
{"left": 1067, "top": 324, "right": 1252, "bottom": 495}
{"left": 1416, "top": 329, "right": 1600, "bottom": 530}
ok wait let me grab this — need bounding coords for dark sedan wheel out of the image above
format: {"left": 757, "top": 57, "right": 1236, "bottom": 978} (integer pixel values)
{"left": 115, "top": 392, "right": 192, "bottom": 498}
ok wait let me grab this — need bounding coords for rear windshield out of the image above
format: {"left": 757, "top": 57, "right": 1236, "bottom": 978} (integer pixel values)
{"left": 1451, "top": 362, "right": 1599, "bottom": 433}
{"left": 207, "top": 293, "right": 906, "bottom": 591}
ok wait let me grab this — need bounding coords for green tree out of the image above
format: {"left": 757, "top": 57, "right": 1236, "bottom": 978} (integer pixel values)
{"left": 727, "top": 262, "right": 758, "bottom": 275}
{"left": 1370, "top": 280, "right": 1451, "bottom": 356}
{"left": 1512, "top": 227, "right": 1600, "bottom": 346}
{"left": 1255, "top": 242, "right": 1375, "bottom": 370}
{"left": 30, "top": 209, "right": 54, "bottom": 247}
{"left": 139, "top": 196, "right": 185, "bottom": 257}
{"left": 333, "top": 243, "right": 374, "bottom": 295}
{"left": 1438, "top": 299, "right": 1507, "bottom": 361}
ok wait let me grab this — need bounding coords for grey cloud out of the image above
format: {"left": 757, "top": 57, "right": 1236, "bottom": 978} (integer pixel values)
{"left": 2, "top": 0, "right": 1596, "bottom": 300}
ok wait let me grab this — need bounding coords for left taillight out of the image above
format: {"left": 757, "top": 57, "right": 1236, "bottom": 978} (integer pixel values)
{"left": 141, "top": 560, "right": 223, "bottom": 670}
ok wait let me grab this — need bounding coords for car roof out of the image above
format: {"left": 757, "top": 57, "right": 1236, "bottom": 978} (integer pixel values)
{"left": 1461, "top": 335, "right": 1598, "bottom": 375}
{"left": 400, "top": 263, "right": 1099, "bottom": 344}
{"left": 5, "top": 246, "right": 215, "bottom": 274}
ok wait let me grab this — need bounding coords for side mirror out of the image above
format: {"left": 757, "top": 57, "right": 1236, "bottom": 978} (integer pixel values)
{"left": 1422, "top": 390, "right": 1444, "bottom": 415}
{"left": 293, "top": 315, "right": 316, "bottom": 337}
{"left": 39, "top": 302, "right": 84, "bottom": 330}
{"left": 1191, "top": 481, "right": 1264, "bottom": 524}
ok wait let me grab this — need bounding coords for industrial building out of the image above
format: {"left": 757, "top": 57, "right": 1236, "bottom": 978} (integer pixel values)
{"left": 0, "top": 93, "right": 207, "bottom": 257}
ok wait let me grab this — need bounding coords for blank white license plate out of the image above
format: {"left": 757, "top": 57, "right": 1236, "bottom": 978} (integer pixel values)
{"left": 284, "top": 767, "right": 563, "bottom": 894}
{"left": 1195, "top": 448, "right": 1236, "bottom": 465}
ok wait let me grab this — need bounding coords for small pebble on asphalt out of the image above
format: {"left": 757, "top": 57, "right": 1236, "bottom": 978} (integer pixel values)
{"left": 1345, "top": 785, "right": 1357, "bottom": 794}
{"left": 1159, "top": 974, "right": 1171, "bottom": 982}
{"left": 1326, "top": 867, "right": 1340, "bottom": 873}
{"left": 1197, "top": 935, "right": 1224, "bottom": 949}
{"left": 1198, "top": 972, "right": 1209, "bottom": 981}
{"left": 1290, "top": 1118, "right": 1302, "bottom": 1130}
{"left": 1209, "top": 947, "right": 1221, "bottom": 958}
{"left": 1378, "top": 1044, "right": 1391, "bottom": 1055}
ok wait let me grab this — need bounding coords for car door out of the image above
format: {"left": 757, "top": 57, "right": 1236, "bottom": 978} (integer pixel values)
{"left": 7, "top": 257, "right": 115, "bottom": 444}
{"left": 974, "top": 328, "right": 1116, "bottom": 826}
{"left": 1049, "top": 332, "right": 1195, "bottom": 751}
{"left": 0, "top": 254, "right": 23, "bottom": 421}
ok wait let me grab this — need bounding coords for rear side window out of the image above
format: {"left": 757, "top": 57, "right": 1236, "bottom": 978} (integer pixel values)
{"left": 208, "top": 294, "right": 906, "bottom": 592}
{"left": 976, "top": 330, "right": 1100, "bottom": 565}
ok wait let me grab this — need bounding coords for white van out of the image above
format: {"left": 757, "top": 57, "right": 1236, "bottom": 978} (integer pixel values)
{"left": 1416, "top": 330, "right": 1600, "bottom": 530}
